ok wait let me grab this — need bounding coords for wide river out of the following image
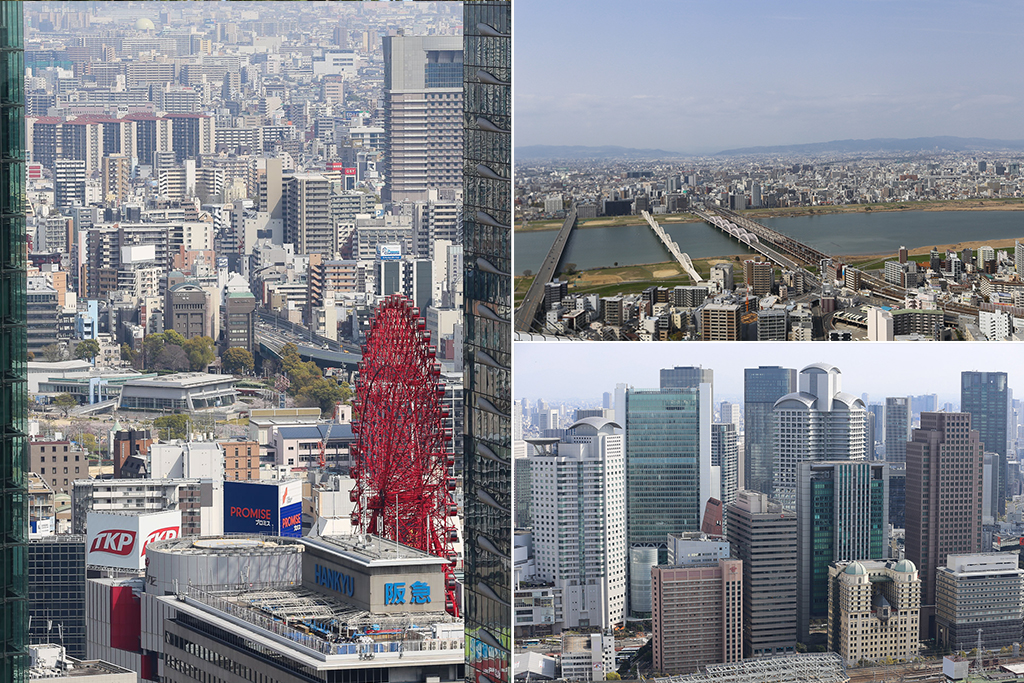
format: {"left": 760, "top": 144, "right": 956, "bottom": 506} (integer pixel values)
{"left": 514, "top": 210, "right": 1024, "bottom": 274}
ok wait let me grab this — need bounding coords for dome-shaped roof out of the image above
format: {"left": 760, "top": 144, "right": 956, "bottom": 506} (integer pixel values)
{"left": 135, "top": 17, "right": 155, "bottom": 30}
{"left": 844, "top": 561, "right": 867, "bottom": 575}
{"left": 894, "top": 558, "right": 916, "bottom": 573}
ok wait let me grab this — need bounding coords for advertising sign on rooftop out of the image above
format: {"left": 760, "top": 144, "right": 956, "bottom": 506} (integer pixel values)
{"left": 378, "top": 244, "right": 401, "bottom": 261}
{"left": 86, "top": 509, "right": 182, "bottom": 570}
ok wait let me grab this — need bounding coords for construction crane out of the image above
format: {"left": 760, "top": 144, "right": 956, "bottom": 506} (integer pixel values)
{"left": 318, "top": 409, "right": 337, "bottom": 469}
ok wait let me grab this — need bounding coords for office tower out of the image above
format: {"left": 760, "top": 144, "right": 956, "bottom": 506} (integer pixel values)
{"left": 726, "top": 491, "right": 797, "bottom": 658}
{"left": 744, "top": 366, "right": 797, "bottom": 495}
{"left": 885, "top": 397, "right": 911, "bottom": 463}
{"left": 867, "top": 403, "right": 885, "bottom": 456}
{"left": 463, "top": 5, "right": 510, "bottom": 683}
{"left": 743, "top": 259, "right": 773, "bottom": 297}
{"left": 282, "top": 174, "right": 333, "bottom": 256}
{"left": 28, "top": 536, "right": 86, "bottom": 658}
{"left": 625, "top": 383, "right": 713, "bottom": 617}
{"left": 719, "top": 401, "right": 740, "bottom": 428}
{"left": 888, "top": 462, "right": 906, "bottom": 528}
{"left": 513, "top": 448, "right": 530, "bottom": 528}
{"left": 827, "top": 559, "right": 920, "bottom": 666}
{"left": 383, "top": 33, "right": 463, "bottom": 202}
{"left": 54, "top": 158, "right": 86, "bottom": 209}
{"left": 651, "top": 554, "right": 742, "bottom": 674}
{"left": 1016, "top": 240, "right": 1024, "bottom": 277}
{"left": 660, "top": 365, "right": 713, "bottom": 390}
{"left": 796, "top": 461, "right": 888, "bottom": 641}
{"left": 528, "top": 418, "right": 626, "bottom": 630}
{"left": 905, "top": 412, "right": 983, "bottom": 638}
{"left": 773, "top": 363, "right": 867, "bottom": 510}
{"left": 711, "top": 423, "right": 738, "bottom": 510}
{"left": 936, "top": 554, "right": 1024, "bottom": 651}
{"left": 0, "top": 3, "right": 26, "bottom": 680}
{"left": 962, "top": 371, "right": 1008, "bottom": 516}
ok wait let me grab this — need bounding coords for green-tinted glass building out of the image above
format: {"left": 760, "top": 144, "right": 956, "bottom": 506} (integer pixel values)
{"left": 795, "top": 461, "right": 887, "bottom": 642}
{"left": 462, "top": 3, "right": 510, "bottom": 683}
{"left": 0, "top": 2, "right": 27, "bottom": 681}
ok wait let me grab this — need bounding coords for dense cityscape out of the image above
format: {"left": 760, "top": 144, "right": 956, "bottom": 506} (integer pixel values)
{"left": 514, "top": 151, "right": 1024, "bottom": 341}
{"left": 0, "top": 2, "right": 512, "bottom": 683}
{"left": 513, "top": 345, "right": 1024, "bottom": 683}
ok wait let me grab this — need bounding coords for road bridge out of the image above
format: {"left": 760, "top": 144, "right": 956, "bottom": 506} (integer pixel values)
{"left": 514, "top": 206, "right": 578, "bottom": 332}
{"left": 640, "top": 210, "right": 702, "bottom": 282}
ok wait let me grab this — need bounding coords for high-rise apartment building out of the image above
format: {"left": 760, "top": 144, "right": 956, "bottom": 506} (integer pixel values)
{"left": 383, "top": 33, "right": 463, "bottom": 202}
{"left": 905, "top": 412, "right": 983, "bottom": 638}
{"left": 936, "top": 554, "right": 1024, "bottom": 651}
{"left": 0, "top": 4, "right": 27, "bottom": 679}
{"left": 283, "top": 174, "right": 334, "bottom": 256}
{"left": 652, "top": 556, "right": 743, "bottom": 674}
{"left": 744, "top": 366, "right": 797, "bottom": 495}
{"left": 726, "top": 491, "right": 797, "bottom": 658}
{"left": 773, "top": 363, "right": 867, "bottom": 510}
{"left": 796, "top": 461, "right": 888, "bottom": 641}
{"left": 827, "top": 559, "right": 920, "bottom": 666}
{"left": 101, "top": 154, "right": 131, "bottom": 205}
{"left": 961, "top": 371, "right": 1008, "bottom": 516}
{"left": 701, "top": 302, "right": 741, "bottom": 340}
{"left": 529, "top": 418, "right": 626, "bottom": 630}
{"left": 884, "top": 397, "right": 911, "bottom": 463}
{"left": 54, "top": 158, "right": 86, "bottom": 209}
{"left": 711, "top": 423, "right": 738, "bottom": 511}
{"left": 462, "top": 5, "right": 511, "bottom": 683}
{"left": 743, "top": 259, "right": 773, "bottom": 297}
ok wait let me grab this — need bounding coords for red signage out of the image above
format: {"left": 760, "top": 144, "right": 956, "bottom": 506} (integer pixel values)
{"left": 141, "top": 526, "right": 180, "bottom": 556}
{"left": 91, "top": 530, "right": 137, "bottom": 556}
{"left": 344, "top": 168, "right": 357, "bottom": 176}
{"left": 230, "top": 506, "right": 272, "bottom": 520}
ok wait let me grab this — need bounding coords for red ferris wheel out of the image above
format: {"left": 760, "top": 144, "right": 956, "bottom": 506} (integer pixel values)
{"left": 349, "top": 295, "right": 459, "bottom": 616}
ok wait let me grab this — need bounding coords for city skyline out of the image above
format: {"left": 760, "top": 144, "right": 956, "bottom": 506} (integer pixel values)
{"left": 514, "top": 342, "right": 1024, "bottom": 405}
{"left": 516, "top": 0, "right": 1024, "bottom": 153}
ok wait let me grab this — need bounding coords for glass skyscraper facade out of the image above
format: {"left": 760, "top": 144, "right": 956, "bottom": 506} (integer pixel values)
{"left": 961, "top": 371, "right": 1008, "bottom": 517}
{"left": 743, "top": 366, "right": 796, "bottom": 496}
{"left": 0, "top": 2, "right": 26, "bottom": 680}
{"left": 462, "top": 3, "right": 510, "bottom": 683}
{"left": 625, "top": 387, "right": 711, "bottom": 545}
{"left": 28, "top": 537, "right": 86, "bottom": 658}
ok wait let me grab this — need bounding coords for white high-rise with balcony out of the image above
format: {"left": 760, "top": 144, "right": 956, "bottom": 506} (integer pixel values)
{"left": 773, "top": 363, "right": 867, "bottom": 510}
{"left": 529, "top": 418, "right": 626, "bottom": 630}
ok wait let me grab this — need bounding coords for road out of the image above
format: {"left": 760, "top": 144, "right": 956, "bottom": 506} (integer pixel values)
{"left": 514, "top": 206, "right": 578, "bottom": 332}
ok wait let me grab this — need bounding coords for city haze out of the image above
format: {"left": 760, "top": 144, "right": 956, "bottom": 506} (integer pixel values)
{"left": 515, "top": 0, "right": 1024, "bottom": 154}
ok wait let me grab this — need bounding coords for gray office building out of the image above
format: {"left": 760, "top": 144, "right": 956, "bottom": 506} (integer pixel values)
{"left": 727, "top": 491, "right": 797, "bottom": 658}
{"left": 660, "top": 366, "right": 713, "bottom": 390}
{"left": 744, "top": 366, "right": 797, "bottom": 495}
{"left": 885, "top": 397, "right": 911, "bottom": 463}
{"left": 961, "top": 371, "right": 1009, "bottom": 517}
{"left": 29, "top": 536, "right": 87, "bottom": 658}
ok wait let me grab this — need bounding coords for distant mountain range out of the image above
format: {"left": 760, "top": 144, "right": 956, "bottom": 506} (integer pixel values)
{"left": 515, "top": 145, "right": 686, "bottom": 160}
{"left": 516, "top": 137, "right": 1024, "bottom": 160}
{"left": 717, "top": 136, "right": 1024, "bottom": 156}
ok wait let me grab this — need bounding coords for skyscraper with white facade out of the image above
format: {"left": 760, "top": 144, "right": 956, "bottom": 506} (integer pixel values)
{"left": 529, "top": 418, "right": 626, "bottom": 630}
{"left": 773, "top": 363, "right": 867, "bottom": 511}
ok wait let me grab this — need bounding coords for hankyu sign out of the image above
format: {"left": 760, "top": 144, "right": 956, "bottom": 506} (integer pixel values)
{"left": 86, "top": 510, "right": 182, "bottom": 570}
{"left": 385, "top": 581, "right": 431, "bottom": 605}
{"left": 315, "top": 563, "right": 355, "bottom": 597}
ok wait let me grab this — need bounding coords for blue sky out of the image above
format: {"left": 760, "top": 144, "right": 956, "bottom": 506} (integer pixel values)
{"left": 515, "top": 0, "right": 1024, "bottom": 153}
{"left": 513, "top": 342, "right": 1024, "bottom": 406}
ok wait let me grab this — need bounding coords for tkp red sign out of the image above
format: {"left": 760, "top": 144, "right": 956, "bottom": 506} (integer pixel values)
{"left": 90, "top": 530, "right": 137, "bottom": 556}
{"left": 141, "top": 527, "right": 180, "bottom": 556}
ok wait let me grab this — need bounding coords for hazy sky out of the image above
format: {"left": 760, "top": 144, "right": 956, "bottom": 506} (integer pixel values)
{"left": 515, "top": 0, "right": 1024, "bottom": 154}
{"left": 514, "top": 342, "right": 1024, "bottom": 406}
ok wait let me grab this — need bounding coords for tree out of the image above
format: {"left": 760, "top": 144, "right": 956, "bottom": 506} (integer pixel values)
{"left": 297, "top": 377, "right": 350, "bottom": 414}
{"left": 153, "top": 414, "right": 190, "bottom": 441}
{"left": 606, "top": 674, "right": 621, "bottom": 681}
{"left": 52, "top": 393, "right": 77, "bottom": 418}
{"left": 562, "top": 263, "right": 577, "bottom": 276}
{"left": 522, "top": 269, "right": 532, "bottom": 278}
{"left": 26, "top": 351, "right": 33, "bottom": 361}
{"left": 120, "top": 343, "right": 138, "bottom": 364}
{"left": 42, "top": 343, "right": 64, "bottom": 362}
{"left": 154, "top": 344, "right": 190, "bottom": 372}
{"left": 182, "top": 336, "right": 215, "bottom": 371}
{"left": 222, "top": 347, "right": 254, "bottom": 375}
{"left": 80, "top": 432, "right": 99, "bottom": 455}
{"left": 163, "top": 329, "right": 186, "bottom": 347}
{"left": 142, "top": 333, "right": 166, "bottom": 369}
{"left": 74, "top": 338, "right": 101, "bottom": 362}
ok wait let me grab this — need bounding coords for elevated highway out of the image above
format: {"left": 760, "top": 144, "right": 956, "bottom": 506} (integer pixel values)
{"left": 515, "top": 206, "right": 578, "bottom": 332}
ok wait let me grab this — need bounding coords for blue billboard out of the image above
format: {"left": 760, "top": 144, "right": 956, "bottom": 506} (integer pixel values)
{"left": 224, "top": 481, "right": 280, "bottom": 535}
{"left": 279, "top": 502, "right": 302, "bottom": 538}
